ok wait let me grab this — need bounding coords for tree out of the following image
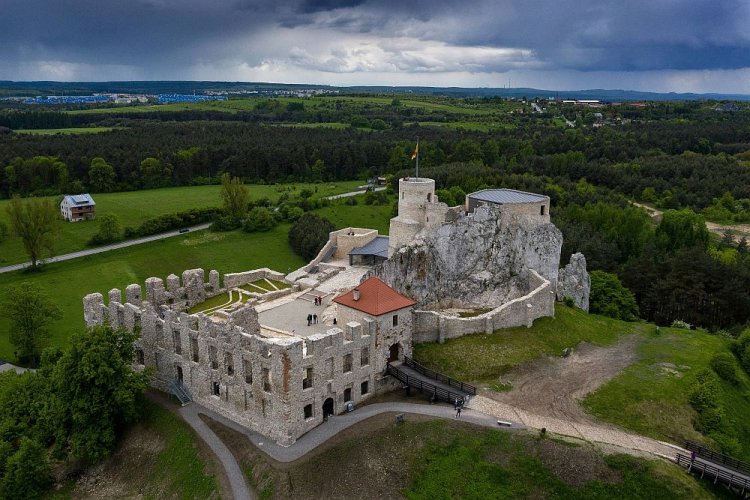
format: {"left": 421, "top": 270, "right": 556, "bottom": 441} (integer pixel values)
{"left": 0, "top": 221, "right": 8, "bottom": 243}
{"left": 139, "top": 157, "right": 170, "bottom": 189}
{"left": 0, "top": 282, "right": 62, "bottom": 367}
{"left": 589, "top": 270, "right": 639, "bottom": 321}
{"left": 50, "top": 324, "right": 150, "bottom": 463}
{"left": 242, "top": 207, "right": 276, "bottom": 232}
{"left": 1, "top": 437, "right": 52, "bottom": 499}
{"left": 88, "top": 157, "right": 116, "bottom": 192}
{"left": 655, "top": 209, "right": 709, "bottom": 253}
{"left": 89, "top": 213, "right": 122, "bottom": 245}
{"left": 5, "top": 195, "right": 60, "bottom": 267}
{"left": 220, "top": 173, "right": 250, "bottom": 220}
{"left": 288, "top": 213, "right": 335, "bottom": 261}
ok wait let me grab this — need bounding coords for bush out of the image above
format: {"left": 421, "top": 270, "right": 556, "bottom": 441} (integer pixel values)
{"left": 209, "top": 214, "right": 241, "bottom": 232}
{"left": 88, "top": 212, "right": 122, "bottom": 246}
{"left": 242, "top": 207, "right": 277, "bottom": 232}
{"left": 688, "top": 368, "right": 722, "bottom": 413}
{"left": 670, "top": 319, "right": 693, "bottom": 330}
{"left": 124, "top": 207, "right": 221, "bottom": 237}
{"left": 1, "top": 437, "right": 52, "bottom": 499}
{"left": 288, "top": 213, "right": 335, "bottom": 261}
{"left": 344, "top": 196, "right": 358, "bottom": 206}
{"left": 709, "top": 352, "right": 739, "bottom": 384}
{"left": 589, "top": 270, "right": 639, "bottom": 321}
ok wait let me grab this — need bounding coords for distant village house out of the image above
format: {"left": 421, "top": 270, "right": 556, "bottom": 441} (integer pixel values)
{"left": 61, "top": 194, "right": 96, "bottom": 222}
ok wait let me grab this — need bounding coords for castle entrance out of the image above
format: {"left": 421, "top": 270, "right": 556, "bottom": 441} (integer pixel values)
{"left": 176, "top": 366, "right": 183, "bottom": 383}
{"left": 323, "top": 398, "right": 334, "bottom": 418}
{"left": 387, "top": 342, "right": 401, "bottom": 363}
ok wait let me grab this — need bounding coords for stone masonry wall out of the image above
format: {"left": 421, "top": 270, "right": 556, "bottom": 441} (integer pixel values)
{"left": 412, "top": 269, "right": 555, "bottom": 343}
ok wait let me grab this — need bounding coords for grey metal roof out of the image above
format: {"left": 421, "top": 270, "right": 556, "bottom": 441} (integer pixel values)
{"left": 468, "top": 188, "right": 546, "bottom": 204}
{"left": 64, "top": 193, "right": 96, "bottom": 206}
{"left": 348, "top": 236, "right": 390, "bottom": 258}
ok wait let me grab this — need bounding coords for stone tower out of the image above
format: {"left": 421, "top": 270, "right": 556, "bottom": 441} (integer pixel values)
{"left": 388, "top": 177, "right": 448, "bottom": 257}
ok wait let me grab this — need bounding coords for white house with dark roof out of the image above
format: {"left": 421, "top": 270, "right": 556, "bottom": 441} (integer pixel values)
{"left": 60, "top": 193, "right": 96, "bottom": 222}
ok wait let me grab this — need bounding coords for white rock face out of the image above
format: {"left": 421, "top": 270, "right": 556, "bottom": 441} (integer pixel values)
{"left": 371, "top": 204, "right": 563, "bottom": 308}
{"left": 556, "top": 252, "right": 591, "bottom": 311}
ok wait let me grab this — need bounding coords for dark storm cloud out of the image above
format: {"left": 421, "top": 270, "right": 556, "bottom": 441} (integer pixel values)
{"left": 0, "top": 0, "right": 748, "bottom": 81}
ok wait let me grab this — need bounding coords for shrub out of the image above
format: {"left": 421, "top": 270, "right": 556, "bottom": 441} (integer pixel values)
{"left": 589, "top": 270, "right": 639, "bottom": 321}
{"left": 688, "top": 368, "right": 722, "bottom": 413}
{"left": 124, "top": 207, "right": 221, "bottom": 237}
{"left": 670, "top": 319, "right": 693, "bottom": 330}
{"left": 288, "top": 213, "right": 335, "bottom": 261}
{"left": 88, "top": 212, "right": 122, "bottom": 246}
{"left": 242, "top": 207, "right": 277, "bottom": 233}
{"left": 1, "top": 437, "right": 52, "bottom": 499}
{"left": 344, "top": 196, "right": 358, "bottom": 206}
{"left": 210, "top": 215, "right": 241, "bottom": 232}
{"left": 709, "top": 352, "right": 739, "bottom": 384}
{"left": 564, "top": 297, "right": 575, "bottom": 308}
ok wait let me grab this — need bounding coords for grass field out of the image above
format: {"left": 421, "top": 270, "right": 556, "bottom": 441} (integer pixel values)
{"left": 413, "top": 304, "right": 649, "bottom": 386}
{"left": 14, "top": 127, "right": 117, "bottom": 135}
{"left": 0, "top": 199, "right": 392, "bottom": 362}
{"left": 583, "top": 328, "right": 750, "bottom": 460}
{"left": 209, "top": 413, "right": 722, "bottom": 500}
{"left": 0, "top": 181, "right": 364, "bottom": 266}
{"left": 65, "top": 96, "right": 500, "bottom": 116}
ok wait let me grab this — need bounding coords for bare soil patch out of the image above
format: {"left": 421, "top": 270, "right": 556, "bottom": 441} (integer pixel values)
{"left": 488, "top": 335, "right": 641, "bottom": 425}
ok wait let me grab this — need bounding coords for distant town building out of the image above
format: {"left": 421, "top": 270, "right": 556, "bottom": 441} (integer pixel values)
{"left": 61, "top": 194, "right": 96, "bottom": 222}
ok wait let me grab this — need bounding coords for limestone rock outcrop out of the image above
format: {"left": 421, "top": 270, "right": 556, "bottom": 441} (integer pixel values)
{"left": 556, "top": 252, "right": 591, "bottom": 311}
{"left": 371, "top": 204, "right": 562, "bottom": 307}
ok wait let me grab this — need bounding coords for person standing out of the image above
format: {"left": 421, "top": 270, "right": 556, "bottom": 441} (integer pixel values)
{"left": 313, "top": 313, "right": 318, "bottom": 324}
{"left": 307, "top": 314, "right": 312, "bottom": 326}
{"left": 456, "top": 405, "right": 462, "bottom": 418}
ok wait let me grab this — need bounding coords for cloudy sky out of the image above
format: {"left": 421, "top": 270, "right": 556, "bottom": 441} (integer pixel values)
{"left": 2, "top": 0, "right": 750, "bottom": 93}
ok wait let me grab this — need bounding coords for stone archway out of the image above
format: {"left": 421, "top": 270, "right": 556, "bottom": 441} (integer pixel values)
{"left": 387, "top": 342, "right": 401, "bottom": 363}
{"left": 323, "top": 397, "right": 334, "bottom": 418}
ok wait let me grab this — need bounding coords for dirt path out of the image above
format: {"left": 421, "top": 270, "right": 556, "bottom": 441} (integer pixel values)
{"left": 490, "top": 335, "right": 640, "bottom": 425}
{"left": 632, "top": 201, "right": 750, "bottom": 243}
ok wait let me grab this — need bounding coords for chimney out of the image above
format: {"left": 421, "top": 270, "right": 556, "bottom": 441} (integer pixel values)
{"left": 353, "top": 289, "right": 360, "bottom": 301}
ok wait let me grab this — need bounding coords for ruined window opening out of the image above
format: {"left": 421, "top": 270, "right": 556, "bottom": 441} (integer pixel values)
{"left": 194, "top": 319, "right": 199, "bottom": 330}
{"left": 343, "top": 354, "right": 353, "bottom": 373}
{"left": 401, "top": 192, "right": 404, "bottom": 200}
{"left": 136, "top": 348, "right": 145, "bottom": 366}
{"left": 541, "top": 205, "right": 546, "bottom": 216}
{"left": 154, "top": 352, "right": 160, "bottom": 371}
{"left": 134, "top": 315, "right": 141, "bottom": 329}
{"left": 262, "top": 368, "right": 271, "bottom": 392}
{"left": 191, "top": 337, "right": 199, "bottom": 363}
{"left": 304, "top": 404, "right": 313, "bottom": 420}
{"left": 426, "top": 216, "right": 429, "bottom": 223}
{"left": 324, "top": 336, "right": 333, "bottom": 349}
{"left": 360, "top": 347, "right": 369, "bottom": 367}
{"left": 344, "top": 327, "right": 353, "bottom": 342}
{"left": 392, "top": 314, "right": 398, "bottom": 327}
{"left": 427, "top": 193, "right": 432, "bottom": 202}
{"left": 173, "top": 331, "right": 182, "bottom": 355}
{"left": 325, "top": 358, "right": 334, "bottom": 380}
{"left": 344, "top": 387, "right": 352, "bottom": 402}
{"left": 209, "top": 345, "right": 218, "bottom": 370}
{"left": 243, "top": 359, "right": 252, "bottom": 384}
{"left": 303, "top": 367, "right": 313, "bottom": 390}
{"left": 225, "top": 352, "right": 234, "bottom": 375}
{"left": 212, "top": 381, "right": 220, "bottom": 397}
{"left": 262, "top": 399, "right": 267, "bottom": 417}
{"left": 361, "top": 381, "right": 369, "bottom": 395}
{"left": 155, "top": 322, "right": 164, "bottom": 342}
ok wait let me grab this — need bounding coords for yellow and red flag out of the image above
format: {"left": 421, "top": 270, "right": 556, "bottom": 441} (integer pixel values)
{"left": 411, "top": 143, "right": 419, "bottom": 160}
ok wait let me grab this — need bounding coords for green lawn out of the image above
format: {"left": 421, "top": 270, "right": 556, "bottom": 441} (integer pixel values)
{"left": 0, "top": 181, "right": 364, "bottom": 266}
{"left": 14, "top": 127, "right": 117, "bottom": 135}
{"left": 583, "top": 328, "right": 750, "bottom": 460}
{"left": 413, "top": 304, "right": 649, "bottom": 386}
{"left": 316, "top": 197, "right": 394, "bottom": 234}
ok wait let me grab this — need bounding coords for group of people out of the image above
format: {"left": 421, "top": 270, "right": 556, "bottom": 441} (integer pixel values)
{"left": 307, "top": 313, "right": 318, "bottom": 326}
{"left": 313, "top": 295, "right": 323, "bottom": 305}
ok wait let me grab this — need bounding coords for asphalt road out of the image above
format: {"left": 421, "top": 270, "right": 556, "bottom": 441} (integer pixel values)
{"left": 0, "top": 223, "right": 211, "bottom": 274}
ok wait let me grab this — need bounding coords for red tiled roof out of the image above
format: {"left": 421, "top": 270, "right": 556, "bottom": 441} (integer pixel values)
{"left": 333, "top": 277, "right": 417, "bottom": 316}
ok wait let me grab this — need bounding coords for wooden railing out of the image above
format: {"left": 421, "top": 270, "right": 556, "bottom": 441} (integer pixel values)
{"left": 676, "top": 453, "right": 750, "bottom": 494}
{"left": 403, "top": 356, "right": 476, "bottom": 395}
{"left": 685, "top": 441, "right": 750, "bottom": 475}
{"left": 386, "top": 363, "right": 467, "bottom": 405}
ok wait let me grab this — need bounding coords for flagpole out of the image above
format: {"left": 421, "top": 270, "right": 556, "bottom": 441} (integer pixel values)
{"left": 415, "top": 137, "right": 419, "bottom": 179}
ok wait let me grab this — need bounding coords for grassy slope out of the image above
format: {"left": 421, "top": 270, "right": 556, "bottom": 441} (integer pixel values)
{"left": 413, "top": 304, "right": 650, "bottom": 386}
{"left": 215, "top": 415, "right": 722, "bottom": 500}
{"left": 0, "top": 200, "right": 389, "bottom": 361}
{"left": 49, "top": 400, "right": 218, "bottom": 499}
{"left": 0, "top": 181, "right": 363, "bottom": 266}
{"left": 583, "top": 329, "right": 750, "bottom": 460}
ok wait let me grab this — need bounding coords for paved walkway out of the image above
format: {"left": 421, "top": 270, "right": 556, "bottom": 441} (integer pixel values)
{"left": 257, "top": 294, "right": 333, "bottom": 337}
{"left": 468, "top": 395, "right": 686, "bottom": 459}
{"left": 326, "top": 186, "right": 385, "bottom": 200}
{"left": 180, "top": 405, "right": 256, "bottom": 500}
{"left": 0, "top": 362, "right": 31, "bottom": 374}
{"left": 0, "top": 223, "right": 211, "bottom": 274}
{"left": 186, "top": 401, "right": 523, "bottom": 464}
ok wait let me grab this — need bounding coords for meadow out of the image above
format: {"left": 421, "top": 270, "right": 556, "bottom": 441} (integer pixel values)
{"left": 0, "top": 181, "right": 364, "bottom": 266}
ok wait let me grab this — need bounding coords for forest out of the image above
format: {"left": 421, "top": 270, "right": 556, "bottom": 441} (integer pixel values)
{"left": 2, "top": 95, "right": 750, "bottom": 332}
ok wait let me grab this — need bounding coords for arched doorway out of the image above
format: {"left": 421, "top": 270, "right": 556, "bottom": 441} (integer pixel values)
{"left": 387, "top": 342, "right": 401, "bottom": 363}
{"left": 322, "top": 398, "right": 334, "bottom": 418}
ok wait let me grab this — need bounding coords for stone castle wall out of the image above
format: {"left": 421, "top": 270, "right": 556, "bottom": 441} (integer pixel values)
{"left": 83, "top": 269, "right": 391, "bottom": 446}
{"left": 412, "top": 269, "right": 555, "bottom": 343}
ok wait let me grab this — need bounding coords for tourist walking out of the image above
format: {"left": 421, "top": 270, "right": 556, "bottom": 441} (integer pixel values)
{"left": 313, "top": 314, "right": 318, "bottom": 324}
{"left": 455, "top": 405, "right": 462, "bottom": 418}
{"left": 307, "top": 314, "right": 312, "bottom": 326}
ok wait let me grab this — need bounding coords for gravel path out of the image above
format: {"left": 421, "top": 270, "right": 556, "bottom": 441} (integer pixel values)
{"left": 180, "top": 405, "right": 256, "bottom": 500}
{"left": 0, "top": 223, "right": 211, "bottom": 274}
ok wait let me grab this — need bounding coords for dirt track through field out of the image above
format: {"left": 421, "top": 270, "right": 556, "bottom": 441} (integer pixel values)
{"left": 491, "top": 335, "right": 640, "bottom": 425}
